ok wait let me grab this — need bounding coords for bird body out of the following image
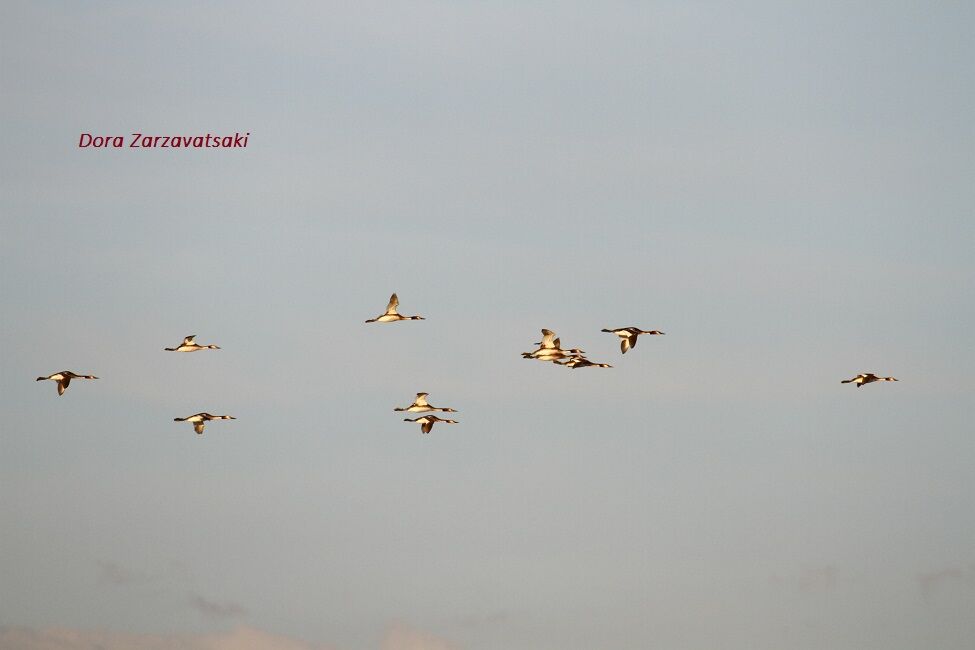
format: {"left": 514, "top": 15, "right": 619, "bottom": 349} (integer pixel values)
{"left": 165, "top": 335, "right": 220, "bottom": 352}
{"left": 36, "top": 371, "right": 98, "bottom": 396}
{"left": 365, "top": 293, "right": 425, "bottom": 323}
{"left": 174, "top": 412, "right": 236, "bottom": 434}
{"left": 555, "top": 357, "right": 612, "bottom": 369}
{"left": 394, "top": 392, "right": 458, "bottom": 413}
{"left": 523, "top": 328, "right": 585, "bottom": 360}
{"left": 523, "top": 346, "right": 585, "bottom": 360}
{"left": 601, "top": 327, "right": 665, "bottom": 354}
{"left": 403, "top": 415, "right": 459, "bottom": 434}
{"left": 841, "top": 373, "right": 898, "bottom": 387}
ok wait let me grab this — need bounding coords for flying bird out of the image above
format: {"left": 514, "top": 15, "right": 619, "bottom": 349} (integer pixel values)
{"left": 403, "top": 415, "right": 459, "bottom": 434}
{"left": 35, "top": 371, "right": 98, "bottom": 396}
{"left": 555, "top": 357, "right": 613, "bottom": 369}
{"left": 164, "top": 335, "right": 220, "bottom": 352}
{"left": 535, "top": 329, "right": 559, "bottom": 349}
{"left": 841, "top": 373, "right": 899, "bottom": 388}
{"left": 365, "top": 293, "right": 425, "bottom": 323}
{"left": 173, "top": 412, "right": 236, "bottom": 435}
{"left": 522, "top": 348, "right": 586, "bottom": 362}
{"left": 601, "top": 327, "right": 665, "bottom": 354}
{"left": 523, "top": 328, "right": 585, "bottom": 361}
{"left": 394, "top": 392, "right": 458, "bottom": 413}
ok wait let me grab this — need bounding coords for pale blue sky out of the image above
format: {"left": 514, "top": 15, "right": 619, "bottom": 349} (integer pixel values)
{"left": 1, "top": 2, "right": 973, "bottom": 649}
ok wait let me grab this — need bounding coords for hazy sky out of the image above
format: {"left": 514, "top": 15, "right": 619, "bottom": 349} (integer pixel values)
{"left": 1, "top": 2, "right": 973, "bottom": 649}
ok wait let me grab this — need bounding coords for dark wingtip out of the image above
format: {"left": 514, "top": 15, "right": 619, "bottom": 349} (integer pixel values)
{"left": 36, "top": 377, "right": 45, "bottom": 381}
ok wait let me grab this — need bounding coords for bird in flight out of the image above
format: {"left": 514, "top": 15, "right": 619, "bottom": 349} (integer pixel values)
{"left": 601, "top": 327, "right": 665, "bottom": 354}
{"left": 36, "top": 371, "right": 98, "bottom": 396}
{"left": 522, "top": 328, "right": 585, "bottom": 361}
{"left": 403, "top": 415, "right": 459, "bottom": 434}
{"left": 555, "top": 357, "right": 613, "bottom": 369}
{"left": 164, "top": 335, "right": 221, "bottom": 352}
{"left": 365, "top": 293, "right": 425, "bottom": 323}
{"left": 841, "top": 373, "right": 899, "bottom": 388}
{"left": 173, "top": 412, "right": 236, "bottom": 435}
{"left": 394, "top": 392, "right": 458, "bottom": 413}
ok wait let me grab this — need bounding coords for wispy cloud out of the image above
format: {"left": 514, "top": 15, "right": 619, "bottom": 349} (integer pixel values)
{"left": 769, "top": 565, "right": 839, "bottom": 595}
{"left": 918, "top": 566, "right": 975, "bottom": 596}
{"left": 0, "top": 625, "right": 335, "bottom": 650}
{"left": 448, "top": 610, "right": 513, "bottom": 630}
{"left": 381, "top": 622, "right": 459, "bottom": 650}
{"left": 96, "top": 560, "right": 152, "bottom": 587}
{"left": 189, "top": 593, "right": 248, "bottom": 619}
{"left": 797, "top": 565, "right": 838, "bottom": 594}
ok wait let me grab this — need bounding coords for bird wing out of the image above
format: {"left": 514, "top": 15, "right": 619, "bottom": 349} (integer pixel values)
{"left": 620, "top": 338, "right": 631, "bottom": 354}
{"left": 193, "top": 422, "right": 205, "bottom": 434}
{"left": 421, "top": 421, "right": 433, "bottom": 434}
{"left": 540, "top": 329, "right": 556, "bottom": 348}
{"left": 385, "top": 293, "right": 400, "bottom": 314}
{"left": 183, "top": 335, "right": 196, "bottom": 345}
{"left": 414, "top": 393, "right": 430, "bottom": 406}
{"left": 57, "top": 378, "right": 69, "bottom": 395}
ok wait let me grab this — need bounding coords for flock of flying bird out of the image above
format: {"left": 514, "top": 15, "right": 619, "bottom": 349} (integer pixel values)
{"left": 34, "top": 293, "right": 900, "bottom": 434}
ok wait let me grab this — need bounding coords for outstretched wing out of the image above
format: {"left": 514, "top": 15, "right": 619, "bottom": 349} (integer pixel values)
{"left": 183, "top": 335, "right": 197, "bottom": 345}
{"left": 57, "top": 378, "right": 69, "bottom": 395}
{"left": 414, "top": 393, "right": 430, "bottom": 407}
{"left": 421, "top": 420, "right": 433, "bottom": 434}
{"left": 385, "top": 293, "right": 400, "bottom": 315}
{"left": 539, "top": 329, "right": 556, "bottom": 348}
{"left": 620, "top": 337, "right": 632, "bottom": 354}
{"left": 193, "top": 422, "right": 206, "bottom": 435}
